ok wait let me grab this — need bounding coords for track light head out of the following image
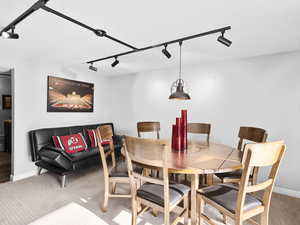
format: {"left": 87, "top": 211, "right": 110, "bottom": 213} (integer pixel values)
{"left": 94, "top": 29, "right": 106, "bottom": 37}
{"left": 162, "top": 45, "right": 172, "bottom": 59}
{"left": 111, "top": 57, "right": 119, "bottom": 67}
{"left": 217, "top": 32, "right": 232, "bottom": 47}
{"left": 1, "top": 27, "right": 19, "bottom": 39}
{"left": 89, "top": 63, "right": 98, "bottom": 72}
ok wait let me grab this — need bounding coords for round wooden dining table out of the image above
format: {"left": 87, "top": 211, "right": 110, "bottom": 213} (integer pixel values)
{"left": 131, "top": 140, "right": 243, "bottom": 225}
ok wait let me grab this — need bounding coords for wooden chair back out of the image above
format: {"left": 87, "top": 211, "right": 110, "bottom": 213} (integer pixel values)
{"left": 236, "top": 141, "right": 286, "bottom": 220}
{"left": 95, "top": 126, "right": 116, "bottom": 177}
{"left": 137, "top": 122, "right": 160, "bottom": 139}
{"left": 237, "top": 126, "right": 268, "bottom": 151}
{"left": 235, "top": 127, "right": 267, "bottom": 185}
{"left": 187, "top": 123, "right": 211, "bottom": 143}
{"left": 99, "top": 124, "right": 114, "bottom": 141}
{"left": 95, "top": 126, "right": 131, "bottom": 212}
{"left": 123, "top": 136, "right": 173, "bottom": 213}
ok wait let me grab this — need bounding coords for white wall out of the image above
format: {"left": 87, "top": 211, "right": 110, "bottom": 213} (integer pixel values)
{"left": 109, "top": 51, "right": 300, "bottom": 193}
{"left": 3, "top": 50, "right": 300, "bottom": 196}
{"left": 9, "top": 60, "right": 112, "bottom": 180}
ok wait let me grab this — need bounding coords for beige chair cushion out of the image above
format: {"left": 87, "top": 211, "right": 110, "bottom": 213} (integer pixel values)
{"left": 109, "top": 166, "right": 128, "bottom": 177}
{"left": 109, "top": 163, "right": 143, "bottom": 177}
{"left": 198, "top": 184, "right": 262, "bottom": 213}
{"left": 137, "top": 183, "right": 190, "bottom": 206}
{"left": 215, "top": 170, "right": 243, "bottom": 180}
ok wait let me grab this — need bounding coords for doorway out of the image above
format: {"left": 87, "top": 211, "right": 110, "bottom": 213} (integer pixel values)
{"left": 0, "top": 68, "right": 12, "bottom": 183}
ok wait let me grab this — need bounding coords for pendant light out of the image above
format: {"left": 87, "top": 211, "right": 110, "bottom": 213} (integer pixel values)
{"left": 169, "top": 42, "right": 191, "bottom": 100}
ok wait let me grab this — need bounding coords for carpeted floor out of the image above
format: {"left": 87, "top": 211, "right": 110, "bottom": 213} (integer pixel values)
{"left": 0, "top": 166, "right": 299, "bottom": 225}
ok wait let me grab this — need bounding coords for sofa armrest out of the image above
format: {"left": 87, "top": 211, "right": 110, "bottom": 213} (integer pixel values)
{"left": 41, "top": 145, "right": 73, "bottom": 161}
{"left": 38, "top": 146, "right": 73, "bottom": 171}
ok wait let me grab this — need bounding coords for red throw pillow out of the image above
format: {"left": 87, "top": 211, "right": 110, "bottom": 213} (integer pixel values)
{"left": 87, "top": 129, "right": 98, "bottom": 148}
{"left": 52, "top": 136, "right": 63, "bottom": 149}
{"left": 52, "top": 133, "right": 87, "bottom": 154}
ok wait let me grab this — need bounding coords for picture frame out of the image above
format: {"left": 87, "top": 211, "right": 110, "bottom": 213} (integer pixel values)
{"left": 47, "top": 76, "right": 94, "bottom": 112}
{"left": 2, "top": 95, "right": 11, "bottom": 110}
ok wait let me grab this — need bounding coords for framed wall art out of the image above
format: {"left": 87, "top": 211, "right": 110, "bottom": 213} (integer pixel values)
{"left": 2, "top": 95, "right": 11, "bottom": 110}
{"left": 47, "top": 76, "right": 94, "bottom": 112}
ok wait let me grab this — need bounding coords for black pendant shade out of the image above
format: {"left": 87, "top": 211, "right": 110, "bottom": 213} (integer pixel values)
{"left": 169, "top": 42, "right": 191, "bottom": 100}
{"left": 169, "top": 79, "right": 191, "bottom": 100}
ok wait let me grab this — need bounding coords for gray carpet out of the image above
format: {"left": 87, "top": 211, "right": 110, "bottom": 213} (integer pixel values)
{"left": 0, "top": 166, "right": 233, "bottom": 225}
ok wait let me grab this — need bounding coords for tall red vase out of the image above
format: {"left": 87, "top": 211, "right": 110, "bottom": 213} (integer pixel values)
{"left": 181, "top": 110, "right": 187, "bottom": 150}
{"left": 172, "top": 110, "right": 188, "bottom": 151}
{"left": 171, "top": 124, "right": 176, "bottom": 149}
{"left": 175, "top": 118, "right": 182, "bottom": 151}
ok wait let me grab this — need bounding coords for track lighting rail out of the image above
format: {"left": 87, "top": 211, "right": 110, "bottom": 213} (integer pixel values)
{"left": 86, "top": 26, "right": 231, "bottom": 64}
{"left": 0, "top": 0, "right": 137, "bottom": 49}
{"left": 40, "top": 5, "right": 137, "bottom": 49}
{"left": 0, "top": 0, "right": 49, "bottom": 34}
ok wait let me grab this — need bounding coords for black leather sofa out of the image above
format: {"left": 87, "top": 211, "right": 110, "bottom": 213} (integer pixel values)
{"left": 29, "top": 123, "right": 122, "bottom": 187}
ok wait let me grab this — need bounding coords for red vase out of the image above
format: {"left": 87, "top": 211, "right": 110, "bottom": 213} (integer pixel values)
{"left": 181, "top": 110, "right": 187, "bottom": 150}
{"left": 171, "top": 124, "right": 176, "bottom": 149}
{"left": 175, "top": 117, "right": 182, "bottom": 151}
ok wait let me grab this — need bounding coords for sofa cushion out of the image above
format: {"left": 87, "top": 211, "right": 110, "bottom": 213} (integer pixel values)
{"left": 69, "top": 147, "right": 99, "bottom": 162}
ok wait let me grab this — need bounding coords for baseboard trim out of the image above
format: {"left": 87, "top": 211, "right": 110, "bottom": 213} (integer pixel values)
{"left": 273, "top": 186, "right": 300, "bottom": 198}
{"left": 11, "top": 170, "right": 37, "bottom": 181}
{"left": 11, "top": 168, "right": 49, "bottom": 181}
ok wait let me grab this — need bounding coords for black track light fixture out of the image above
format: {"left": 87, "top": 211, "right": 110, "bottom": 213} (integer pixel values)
{"left": 94, "top": 29, "right": 106, "bottom": 37}
{"left": 89, "top": 63, "right": 98, "bottom": 72}
{"left": 162, "top": 44, "right": 172, "bottom": 59}
{"left": 111, "top": 57, "right": 119, "bottom": 67}
{"left": 87, "top": 26, "right": 232, "bottom": 65}
{"left": 0, "top": 26, "right": 19, "bottom": 39}
{"left": 0, "top": 0, "right": 137, "bottom": 49}
{"left": 217, "top": 31, "right": 232, "bottom": 47}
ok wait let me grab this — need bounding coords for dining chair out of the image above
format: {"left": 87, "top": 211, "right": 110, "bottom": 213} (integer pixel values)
{"left": 137, "top": 121, "right": 161, "bottom": 178}
{"left": 95, "top": 126, "right": 131, "bottom": 212}
{"left": 124, "top": 136, "right": 190, "bottom": 225}
{"left": 216, "top": 126, "right": 268, "bottom": 184}
{"left": 137, "top": 121, "right": 160, "bottom": 139}
{"left": 184, "top": 123, "right": 211, "bottom": 184}
{"left": 197, "top": 141, "right": 285, "bottom": 225}
{"left": 187, "top": 123, "right": 211, "bottom": 144}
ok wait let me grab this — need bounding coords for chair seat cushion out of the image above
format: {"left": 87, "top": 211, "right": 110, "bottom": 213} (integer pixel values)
{"left": 109, "top": 164, "right": 143, "bottom": 177}
{"left": 198, "top": 184, "right": 262, "bottom": 213}
{"left": 215, "top": 170, "right": 253, "bottom": 181}
{"left": 109, "top": 166, "right": 128, "bottom": 177}
{"left": 215, "top": 170, "right": 242, "bottom": 179}
{"left": 137, "top": 183, "right": 190, "bottom": 207}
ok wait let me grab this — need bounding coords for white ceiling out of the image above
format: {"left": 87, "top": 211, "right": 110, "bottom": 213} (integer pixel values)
{"left": 1, "top": 0, "right": 300, "bottom": 76}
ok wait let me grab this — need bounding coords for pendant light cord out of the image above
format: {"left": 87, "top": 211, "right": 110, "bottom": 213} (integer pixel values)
{"left": 179, "top": 41, "right": 182, "bottom": 80}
